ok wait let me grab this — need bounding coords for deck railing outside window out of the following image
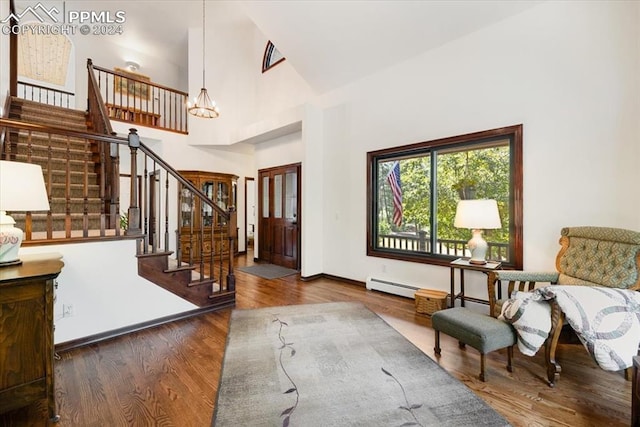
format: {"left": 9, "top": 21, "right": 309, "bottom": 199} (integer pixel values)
{"left": 378, "top": 233, "right": 509, "bottom": 262}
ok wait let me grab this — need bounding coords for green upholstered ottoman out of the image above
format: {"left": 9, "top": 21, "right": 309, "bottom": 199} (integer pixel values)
{"left": 432, "top": 307, "right": 516, "bottom": 381}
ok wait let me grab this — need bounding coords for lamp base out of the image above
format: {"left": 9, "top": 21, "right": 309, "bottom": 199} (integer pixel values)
{"left": 467, "top": 229, "right": 489, "bottom": 265}
{"left": 0, "top": 212, "right": 24, "bottom": 266}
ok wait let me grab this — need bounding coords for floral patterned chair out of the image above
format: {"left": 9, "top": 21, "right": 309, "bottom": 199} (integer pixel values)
{"left": 487, "top": 226, "right": 640, "bottom": 386}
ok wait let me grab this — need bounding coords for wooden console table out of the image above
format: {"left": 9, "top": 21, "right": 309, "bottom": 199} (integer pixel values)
{"left": 0, "top": 253, "right": 64, "bottom": 422}
{"left": 449, "top": 258, "right": 502, "bottom": 308}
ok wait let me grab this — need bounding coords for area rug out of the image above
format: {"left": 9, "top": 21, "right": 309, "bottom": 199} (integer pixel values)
{"left": 212, "top": 302, "right": 510, "bottom": 426}
{"left": 236, "top": 264, "right": 298, "bottom": 279}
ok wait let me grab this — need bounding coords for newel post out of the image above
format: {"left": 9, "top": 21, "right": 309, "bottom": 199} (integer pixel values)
{"left": 126, "top": 128, "right": 142, "bottom": 235}
{"left": 226, "top": 207, "right": 237, "bottom": 291}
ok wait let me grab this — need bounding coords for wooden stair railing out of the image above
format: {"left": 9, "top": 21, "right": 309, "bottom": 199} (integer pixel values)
{"left": 126, "top": 128, "right": 237, "bottom": 299}
{"left": 87, "top": 59, "right": 189, "bottom": 134}
{"left": 0, "top": 117, "right": 236, "bottom": 307}
{"left": 87, "top": 58, "right": 119, "bottom": 228}
{"left": 16, "top": 81, "right": 75, "bottom": 109}
{"left": 0, "top": 117, "right": 122, "bottom": 240}
{"left": 86, "top": 57, "right": 234, "bottom": 306}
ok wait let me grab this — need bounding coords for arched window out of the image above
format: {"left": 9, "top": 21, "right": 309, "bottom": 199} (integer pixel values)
{"left": 262, "top": 40, "right": 285, "bottom": 73}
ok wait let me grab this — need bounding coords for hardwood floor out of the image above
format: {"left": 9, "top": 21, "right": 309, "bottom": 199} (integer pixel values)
{"left": 1, "top": 252, "right": 632, "bottom": 426}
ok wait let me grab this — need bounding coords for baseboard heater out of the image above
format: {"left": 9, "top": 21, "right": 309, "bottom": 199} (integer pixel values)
{"left": 365, "top": 277, "right": 420, "bottom": 299}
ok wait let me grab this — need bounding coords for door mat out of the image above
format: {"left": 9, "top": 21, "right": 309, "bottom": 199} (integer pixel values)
{"left": 236, "top": 264, "right": 299, "bottom": 279}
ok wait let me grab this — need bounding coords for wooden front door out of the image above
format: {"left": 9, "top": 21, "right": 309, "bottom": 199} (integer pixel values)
{"left": 258, "top": 163, "right": 300, "bottom": 270}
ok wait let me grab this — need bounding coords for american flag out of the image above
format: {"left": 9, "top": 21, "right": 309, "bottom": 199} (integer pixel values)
{"left": 386, "top": 161, "right": 403, "bottom": 227}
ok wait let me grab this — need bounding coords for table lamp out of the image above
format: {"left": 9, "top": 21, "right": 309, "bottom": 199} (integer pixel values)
{"left": 453, "top": 199, "right": 501, "bottom": 265}
{"left": 0, "top": 160, "right": 50, "bottom": 266}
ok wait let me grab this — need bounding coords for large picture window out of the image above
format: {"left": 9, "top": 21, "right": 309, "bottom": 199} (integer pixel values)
{"left": 367, "top": 125, "right": 523, "bottom": 269}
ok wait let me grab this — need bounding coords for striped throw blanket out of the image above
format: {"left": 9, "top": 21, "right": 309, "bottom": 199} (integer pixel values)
{"left": 500, "top": 285, "right": 640, "bottom": 371}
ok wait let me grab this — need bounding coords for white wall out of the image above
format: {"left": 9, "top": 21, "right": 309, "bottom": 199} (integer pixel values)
{"left": 301, "top": 104, "right": 324, "bottom": 277}
{"left": 313, "top": 0, "right": 640, "bottom": 302}
{"left": 19, "top": 241, "right": 196, "bottom": 344}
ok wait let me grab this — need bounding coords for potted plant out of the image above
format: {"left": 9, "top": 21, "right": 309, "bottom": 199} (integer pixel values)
{"left": 120, "top": 212, "right": 128, "bottom": 230}
{"left": 453, "top": 177, "right": 477, "bottom": 200}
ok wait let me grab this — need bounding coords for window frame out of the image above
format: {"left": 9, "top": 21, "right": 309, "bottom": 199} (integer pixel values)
{"left": 366, "top": 124, "right": 523, "bottom": 270}
{"left": 262, "top": 40, "right": 286, "bottom": 73}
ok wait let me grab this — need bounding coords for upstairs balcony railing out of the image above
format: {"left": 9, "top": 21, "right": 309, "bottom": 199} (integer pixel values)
{"left": 88, "top": 59, "right": 189, "bottom": 134}
{"left": 16, "top": 81, "right": 75, "bottom": 109}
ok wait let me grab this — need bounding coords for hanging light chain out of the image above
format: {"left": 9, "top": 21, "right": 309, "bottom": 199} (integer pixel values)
{"left": 188, "top": 0, "right": 219, "bottom": 118}
{"left": 202, "top": 0, "right": 206, "bottom": 87}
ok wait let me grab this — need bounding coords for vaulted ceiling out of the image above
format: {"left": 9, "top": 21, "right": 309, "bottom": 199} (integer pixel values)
{"left": 239, "top": 0, "right": 543, "bottom": 93}
{"left": 14, "top": 0, "right": 544, "bottom": 93}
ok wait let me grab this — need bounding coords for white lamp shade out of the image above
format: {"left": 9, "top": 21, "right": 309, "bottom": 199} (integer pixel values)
{"left": 454, "top": 199, "right": 501, "bottom": 229}
{"left": 0, "top": 161, "right": 50, "bottom": 212}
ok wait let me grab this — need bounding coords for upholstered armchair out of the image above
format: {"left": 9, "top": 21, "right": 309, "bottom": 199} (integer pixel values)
{"left": 487, "top": 226, "right": 640, "bottom": 386}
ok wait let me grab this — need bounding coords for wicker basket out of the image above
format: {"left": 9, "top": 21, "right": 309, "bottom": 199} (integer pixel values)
{"left": 414, "top": 289, "right": 448, "bottom": 315}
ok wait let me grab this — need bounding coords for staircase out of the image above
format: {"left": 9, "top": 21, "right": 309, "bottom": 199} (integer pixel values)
{"left": 2, "top": 98, "right": 235, "bottom": 309}
{"left": 6, "top": 97, "right": 109, "bottom": 237}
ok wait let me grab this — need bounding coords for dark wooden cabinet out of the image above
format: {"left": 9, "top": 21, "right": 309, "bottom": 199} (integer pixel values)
{"left": 0, "top": 253, "right": 64, "bottom": 422}
{"left": 178, "top": 171, "right": 238, "bottom": 263}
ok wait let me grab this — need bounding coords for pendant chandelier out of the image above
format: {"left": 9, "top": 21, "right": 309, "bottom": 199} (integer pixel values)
{"left": 188, "top": 0, "right": 219, "bottom": 118}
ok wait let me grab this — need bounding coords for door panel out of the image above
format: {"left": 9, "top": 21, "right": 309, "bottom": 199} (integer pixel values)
{"left": 284, "top": 225, "right": 296, "bottom": 258}
{"left": 258, "top": 164, "right": 300, "bottom": 270}
{"left": 259, "top": 175, "right": 271, "bottom": 261}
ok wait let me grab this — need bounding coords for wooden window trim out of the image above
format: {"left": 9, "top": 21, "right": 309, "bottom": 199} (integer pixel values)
{"left": 366, "top": 124, "right": 523, "bottom": 270}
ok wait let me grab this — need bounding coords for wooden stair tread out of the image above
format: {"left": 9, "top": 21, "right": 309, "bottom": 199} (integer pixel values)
{"left": 164, "top": 265, "right": 196, "bottom": 273}
{"left": 10, "top": 96, "right": 87, "bottom": 117}
{"left": 136, "top": 251, "right": 174, "bottom": 259}
{"left": 187, "top": 278, "right": 217, "bottom": 288}
{"left": 208, "top": 290, "right": 234, "bottom": 299}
